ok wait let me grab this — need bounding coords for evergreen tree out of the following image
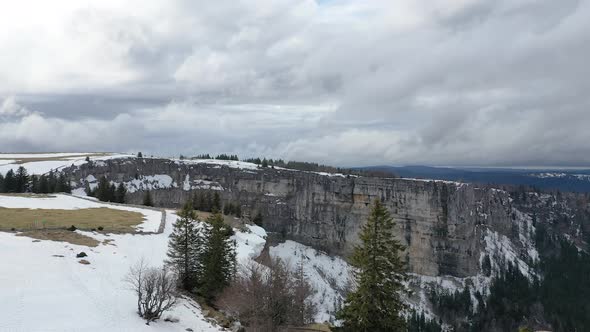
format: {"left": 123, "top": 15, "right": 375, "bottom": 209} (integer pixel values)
{"left": 0, "top": 173, "right": 4, "bottom": 193}
{"left": 143, "top": 190, "right": 154, "bottom": 207}
{"left": 212, "top": 192, "right": 221, "bottom": 213}
{"left": 137, "top": 152, "right": 143, "bottom": 158}
{"left": 55, "top": 173, "right": 71, "bottom": 193}
{"left": 199, "top": 212, "right": 236, "bottom": 300}
{"left": 235, "top": 204, "right": 242, "bottom": 218}
{"left": 15, "top": 166, "right": 29, "bottom": 192}
{"left": 166, "top": 201, "right": 202, "bottom": 290}
{"left": 4, "top": 169, "right": 16, "bottom": 192}
{"left": 109, "top": 183, "right": 117, "bottom": 202}
{"left": 252, "top": 212, "right": 263, "bottom": 226}
{"left": 115, "top": 183, "right": 127, "bottom": 203}
{"left": 38, "top": 175, "right": 49, "bottom": 194}
{"left": 96, "top": 176, "right": 112, "bottom": 202}
{"left": 337, "top": 199, "right": 408, "bottom": 331}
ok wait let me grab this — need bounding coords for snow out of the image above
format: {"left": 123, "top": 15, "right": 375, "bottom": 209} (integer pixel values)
{"left": 0, "top": 153, "right": 135, "bottom": 175}
{"left": 123, "top": 175, "right": 177, "bottom": 193}
{"left": 233, "top": 225, "right": 267, "bottom": 262}
{"left": 181, "top": 175, "right": 224, "bottom": 191}
{"left": 176, "top": 159, "right": 260, "bottom": 171}
{"left": 0, "top": 152, "right": 95, "bottom": 159}
{"left": 0, "top": 209, "right": 225, "bottom": 332}
{"left": 0, "top": 194, "right": 162, "bottom": 232}
{"left": 269, "top": 240, "right": 353, "bottom": 324}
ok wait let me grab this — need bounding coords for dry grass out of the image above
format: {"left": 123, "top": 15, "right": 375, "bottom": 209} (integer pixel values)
{"left": 0, "top": 207, "right": 145, "bottom": 232}
{"left": 17, "top": 230, "right": 100, "bottom": 247}
{"left": 194, "top": 210, "right": 242, "bottom": 228}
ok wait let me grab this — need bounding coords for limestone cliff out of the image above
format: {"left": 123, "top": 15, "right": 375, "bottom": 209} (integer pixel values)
{"left": 64, "top": 157, "right": 583, "bottom": 279}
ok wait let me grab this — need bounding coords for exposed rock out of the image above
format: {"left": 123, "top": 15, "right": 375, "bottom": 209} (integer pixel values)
{"left": 64, "top": 158, "right": 587, "bottom": 278}
{"left": 78, "top": 259, "right": 90, "bottom": 265}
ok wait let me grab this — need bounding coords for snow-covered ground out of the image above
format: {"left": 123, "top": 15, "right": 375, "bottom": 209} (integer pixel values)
{"left": 0, "top": 208, "right": 226, "bottom": 332}
{"left": 0, "top": 153, "right": 134, "bottom": 175}
{"left": 0, "top": 194, "right": 162, "bottom": 232}
{"left": 0, "top": 193, "right": 275, "bottom": 332}
{"left": 269, "top": 240, "right": 353, "bottom": 324}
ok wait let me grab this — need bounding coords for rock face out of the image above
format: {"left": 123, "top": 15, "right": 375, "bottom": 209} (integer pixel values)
{"left": 65, "top": 158, "right": 547, "bottom": 278}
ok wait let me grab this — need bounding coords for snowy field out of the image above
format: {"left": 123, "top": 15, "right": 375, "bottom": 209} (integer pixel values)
{"left": 0, "top": 194, "right": 272, "bottom": 332}
{"left": 0, "top": 152, "right": 134, "bottom": 175}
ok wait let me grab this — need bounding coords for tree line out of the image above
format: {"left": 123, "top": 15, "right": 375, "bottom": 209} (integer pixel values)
{"left": 85, "top": 176, "right": 126, "bottom": 203}
{"left": 0, "top": 167, "right": 71, "bottom": 194}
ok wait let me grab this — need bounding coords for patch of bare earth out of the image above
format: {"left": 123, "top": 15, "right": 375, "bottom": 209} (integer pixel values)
{"left": 17, "top": 230, "right": 100, "bottom": 247}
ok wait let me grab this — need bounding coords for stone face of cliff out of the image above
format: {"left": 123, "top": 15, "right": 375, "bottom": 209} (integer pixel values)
{"left": 64, "top": 157, "right": 544, "bottom": 278}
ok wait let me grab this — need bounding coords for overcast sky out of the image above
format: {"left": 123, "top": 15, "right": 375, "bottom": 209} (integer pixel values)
{"left": 1, "top": 0, "right": 589, "bottom": 167}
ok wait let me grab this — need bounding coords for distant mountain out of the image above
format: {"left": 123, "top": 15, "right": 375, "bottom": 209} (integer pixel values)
{"left": 358, "top": 165, "right": 590, "bottom": 193}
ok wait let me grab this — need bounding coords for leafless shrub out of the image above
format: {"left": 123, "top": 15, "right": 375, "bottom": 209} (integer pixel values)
{"left": 125, "top": 259, "right": 178, "bottom": 324}
{"left": 216, "top": 257, "right": 317, "bottom": 332}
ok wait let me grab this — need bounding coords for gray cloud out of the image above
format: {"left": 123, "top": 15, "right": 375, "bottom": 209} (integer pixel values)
{"left": 1, "top": 0, "right": 590, "bottom": 167}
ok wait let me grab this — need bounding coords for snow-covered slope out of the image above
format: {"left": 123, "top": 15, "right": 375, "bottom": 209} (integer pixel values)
{"left": 0, "top": 203, "right": 225, "bottom": 331}
{"left": 269, "top": 240, "right": 353, "bottom": 324}
{"left": 0, "top": 153, "right": 134, "bottom": 175}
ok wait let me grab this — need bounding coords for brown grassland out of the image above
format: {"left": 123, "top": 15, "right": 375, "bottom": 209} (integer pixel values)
{"left": 0, "top": 206, "right": 145, "bottom": 246}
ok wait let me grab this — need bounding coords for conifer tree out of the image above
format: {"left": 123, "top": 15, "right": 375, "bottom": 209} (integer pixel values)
{"left": 15, "top": 166, "right": 29, "bottom": 192}
{"left": 0, "top": 173, "right": 4, "bottom": 193}
{"left": 96, "top": 176, "right": 112, "bottom": 202}
{"left": 143, "top": 190, "right": 154, "bottom": 206}
{"left": 212, "top": 192, "right": 221, "bottom": 213}
{"left": 115, "top": 183, "right": 127, "bottom": 203}
{"left": 39, "top": 174, "right": 49, "bottom": 194}
{"left": 4, "top": 169, "right": 16, "bottom": 192}
{"left": 199, "top": 212, "right": 236, "bottom": 299}
{"left": 337, "top": 199, "right": 408, "bottom": 331}
{"left": 166, "top": 201, "right": 202, "bottom": 290}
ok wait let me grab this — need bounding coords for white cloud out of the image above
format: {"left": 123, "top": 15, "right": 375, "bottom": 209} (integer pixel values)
{"left": 0, "top": 0, "right": 589, "bottom": 166}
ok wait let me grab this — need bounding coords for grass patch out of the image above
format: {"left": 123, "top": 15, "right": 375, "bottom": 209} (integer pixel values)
{"left": 17, "top": 230, "right": 100, "bottom": 247}
{"left": 193, "top": 210, "right": 242, "bottom": 228}
{"left": 0, "top": 207, "right": 145, "bottom": 233}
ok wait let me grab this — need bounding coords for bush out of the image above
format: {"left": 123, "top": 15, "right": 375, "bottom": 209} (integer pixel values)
{"left": 76, "top": 252, "right": 87, "bottom": 258}
{"left": 125, "top": 260, "right": 178, "bottom": 324}
{"left": 67, "top": 225, "right": 77, "bottom": 231}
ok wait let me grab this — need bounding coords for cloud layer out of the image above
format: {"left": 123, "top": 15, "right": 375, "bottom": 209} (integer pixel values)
{"left": 1, "top": 0, "right": 589, "bottom": 166}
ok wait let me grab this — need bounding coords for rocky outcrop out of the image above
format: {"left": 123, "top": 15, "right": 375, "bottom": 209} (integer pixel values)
{"left": 64, "top": 157, "right": 557, "bottom": 278}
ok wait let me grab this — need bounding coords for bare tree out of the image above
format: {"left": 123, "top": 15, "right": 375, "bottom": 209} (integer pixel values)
{"left": 126, "top": 260, "right": 178, "bottom": 324}
{"left": 217, "top": 257, "right": 317, "bottom": 332}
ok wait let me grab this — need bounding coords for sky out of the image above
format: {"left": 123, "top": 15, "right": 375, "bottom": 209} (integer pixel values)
{"left": 0, "top": 0, "right": 589, "bottom": 167}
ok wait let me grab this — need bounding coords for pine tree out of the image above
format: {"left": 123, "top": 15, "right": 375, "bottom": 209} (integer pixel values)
{"left": 0, "top": 173, "right": 4, "bottom": 193}
{"left": 39, "top": 175, "right": 49, "bottom": 194}
{"left": 115, "top": 183, "right": 127, "bottom": 203}
{"left": 166, "top": 201, "right": 202, "bottom": 290}
{"left": 143, "top": 190, "right": 154, "bottom": 206}
{"left": 212, "top": 192, "right": 221, "bottom": 213}
{"left": 199, "top": 212, "right": 236, "bottom": 299}
{"left": 4, "top": 169, "right": 16, "bottom": 192}
{"left": 96, "top": 176, "right": 112, "bottom": 202}
{"left": 337, "top": 199, "right": 408, "bottom": 331}
{"left": 15, "top": 166, "right": 29, "bottom": 192}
